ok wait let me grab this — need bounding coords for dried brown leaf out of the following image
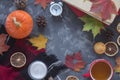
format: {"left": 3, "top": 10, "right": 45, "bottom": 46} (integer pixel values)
{"left": 0, "top": 34, "right": 10, "bottom": 55}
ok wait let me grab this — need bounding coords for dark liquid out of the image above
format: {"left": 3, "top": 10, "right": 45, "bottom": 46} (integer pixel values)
{"left": 91, "top": 62, "right": 111, "bottom": 80}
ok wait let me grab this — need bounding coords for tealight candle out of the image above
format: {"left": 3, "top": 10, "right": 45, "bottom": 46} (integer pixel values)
{"left": 28, "top": 61, "right": 47, "bottom": 80}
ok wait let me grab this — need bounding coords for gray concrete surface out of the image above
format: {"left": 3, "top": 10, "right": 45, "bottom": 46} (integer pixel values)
{"left": 0, "top": 0, "right": 120, "bottom": 80}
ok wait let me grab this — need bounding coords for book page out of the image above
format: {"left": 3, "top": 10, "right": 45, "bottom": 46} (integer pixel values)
{"left": 63, "top": 0, "right": 120, "bottom": 25}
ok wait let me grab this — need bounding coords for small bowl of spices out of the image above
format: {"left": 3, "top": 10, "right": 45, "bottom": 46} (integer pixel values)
{"left": 105, "top": 42, "right": 119, "bottom": 57}
{"left": 66, "top": 75, "right": 79, "bottom": 80}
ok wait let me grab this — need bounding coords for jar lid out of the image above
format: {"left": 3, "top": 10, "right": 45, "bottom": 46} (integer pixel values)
{"left": 28, "top": 61, "right": 47, "bottom": 80}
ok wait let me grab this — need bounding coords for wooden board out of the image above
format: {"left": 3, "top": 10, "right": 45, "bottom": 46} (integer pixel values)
{"left": 63, "top": 0, "right": 120, "bottom": 25}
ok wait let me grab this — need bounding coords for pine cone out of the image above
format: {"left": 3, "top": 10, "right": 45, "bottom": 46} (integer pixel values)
{"left": 36, "top": 16, "right": 47, "bottom": 27}
{"left": 15, "top": 0, "right": 27, "bottom": 10}
{"left": 104, "top": 29, "right": 114, "bottom": 41}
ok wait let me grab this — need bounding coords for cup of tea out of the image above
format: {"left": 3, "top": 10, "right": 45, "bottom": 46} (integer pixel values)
{"left": 83, "top": 59, "right": 113, "bottom": 80}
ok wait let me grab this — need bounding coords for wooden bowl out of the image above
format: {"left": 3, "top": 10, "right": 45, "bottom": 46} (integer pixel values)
{"left": 10, "top": 52, "right": 26, "bottom": 68}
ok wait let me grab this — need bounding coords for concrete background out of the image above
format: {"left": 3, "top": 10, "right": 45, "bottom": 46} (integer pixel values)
{"left": 0, "top": 0, "right": 120, "bottom": 80}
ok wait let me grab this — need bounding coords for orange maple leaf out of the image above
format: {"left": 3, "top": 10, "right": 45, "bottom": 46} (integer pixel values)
{"left": 34, "top": 0, "right": 52, "bottom": 9}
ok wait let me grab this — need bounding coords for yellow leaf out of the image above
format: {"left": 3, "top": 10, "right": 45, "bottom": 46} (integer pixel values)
{"left": 28, "top": 34, "right": 48, "bottom": 50}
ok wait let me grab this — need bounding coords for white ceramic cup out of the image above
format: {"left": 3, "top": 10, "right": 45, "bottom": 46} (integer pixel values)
{"left": 28, "top": 61, "right": 47, "bottom": 80}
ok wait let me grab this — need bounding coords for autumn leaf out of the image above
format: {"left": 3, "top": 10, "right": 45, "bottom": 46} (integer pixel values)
{"left": 65, "top": 52, "right": 85, "bottom": 72}
{"left": 65, "top": 55, "right": 74, "bottom": 69}
{"left": 28, "top": 34, "right": 48, "bottom": 50}
{"left": 34, "top": 0, "right": 51, "bottom": 9}
{"left": 74, "top": 52, "right": 82, "bottom": 60}
{"left": 90, "top": 0, "right": 118, "bottom": 20}
{"left": 74, "top": 61, "right": 85, "bottom": 72}
{"left": 0, "top": 34, "right": 10, "bottom": 55}
{"left": 80, "top": 15, "right": 104, "bottom": 38}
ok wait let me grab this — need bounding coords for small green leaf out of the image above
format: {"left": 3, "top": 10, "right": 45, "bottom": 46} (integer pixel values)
{"left": 92, "top": 26, "right": 100, "bottom": 38}
{"left": 80, "top": 15, "right": 104, "bottom": 38}
{"left": 82, "top": 23, "right": 93, "bottom": 31}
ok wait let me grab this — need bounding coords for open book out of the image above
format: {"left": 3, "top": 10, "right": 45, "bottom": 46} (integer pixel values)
{"left": 63, "top": 0, "right": 120, "bottom": 25}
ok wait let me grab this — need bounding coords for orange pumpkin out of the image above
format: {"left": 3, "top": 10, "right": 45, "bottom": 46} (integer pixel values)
{"left": 5, "top": 10, "right": 33, "bottom": 39}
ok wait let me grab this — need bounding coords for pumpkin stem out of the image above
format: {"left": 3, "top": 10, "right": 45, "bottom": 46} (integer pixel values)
{"left": 13, "top": 17, "right": 21, "bottom": 27}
